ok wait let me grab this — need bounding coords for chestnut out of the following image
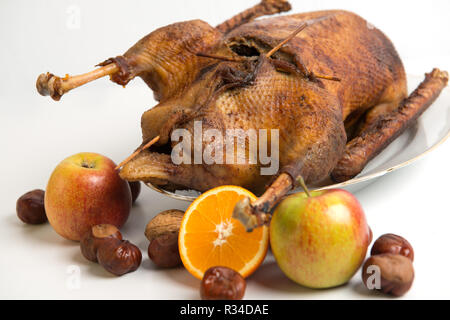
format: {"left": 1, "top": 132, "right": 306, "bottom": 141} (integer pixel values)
{"left": 97, "top": 238, "right": 142, "bottom": 276}
{"left": 128, "top": 181, "right": 141, "bottom": 204}
{"left": 80, "top": 224, "right": 123, "bottom": 262}
{"left": 16, "top": 189, "right": 47, "bottom": 225}
{"left": 145, "top": 209, "right": 184, "bottom": 268}
{"left": 148, "top": 233, "right": 182, "bottom": 268}
{"left": 371, "top": 233, "right": 414, "bottom": 261}
{"left": 362, "top": 253, "right": 414, "bottom": 297}
{"left": 200, "top": 266, "right": 246, "bottom": 300}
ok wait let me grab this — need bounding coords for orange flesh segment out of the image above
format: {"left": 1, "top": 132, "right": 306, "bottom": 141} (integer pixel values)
{"left": 179, "top": 186, "right": 269, "bottom": 279}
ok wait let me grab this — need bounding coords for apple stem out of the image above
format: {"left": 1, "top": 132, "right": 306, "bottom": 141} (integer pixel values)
{"left": 81, "top": 161, "right": 94, "bottom": 169}
{"left": 297, "top": 176, "right": 311, "bottom": 197}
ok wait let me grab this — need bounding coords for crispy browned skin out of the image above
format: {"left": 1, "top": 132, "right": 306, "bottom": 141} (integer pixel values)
{"left": 222, "top": 10, "right": 407, "bottom": 121}
{"left": 332, "top": 68, "right": 449, "bottom": 182}
{"left": 119, "top": 9, "right": 408, "bottom": 194}
{"left": 100, "top": 20, "right": 223, "bottom": 102}
{"left": 36, "top": 1, "right": 447, "bottom": 200}
{"left": 121, "top": 53, "right": 346, "bottom": 195}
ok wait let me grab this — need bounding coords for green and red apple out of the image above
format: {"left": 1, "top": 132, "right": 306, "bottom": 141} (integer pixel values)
{"left": 270, "top": 189, "right": 371, "bottom": 289}
{"left": 45, "top": 153, "right": 132, "bottom": 241}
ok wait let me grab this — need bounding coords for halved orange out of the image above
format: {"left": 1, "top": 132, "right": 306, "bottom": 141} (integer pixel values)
{"left": 179, "top": 186, "right": 269, "bottom": 279}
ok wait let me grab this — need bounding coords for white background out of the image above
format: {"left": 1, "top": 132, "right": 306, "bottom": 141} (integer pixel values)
{"left": 0, "top": 0, "right": 449, "bottom": 299}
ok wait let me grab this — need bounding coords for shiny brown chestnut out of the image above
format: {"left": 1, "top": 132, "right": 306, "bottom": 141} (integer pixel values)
{"left": 148, "top": 233, "right": 182, "bottom": 268}
{"left": 200, "top": 266, "right": 246, "bottom": 300}
{"left": 80, "top": 224, "right": 123, "bottom": 262}
{"left": 362, "top": 253, "right": 414, "bottom": 297}
{"left": 371, "top": 233, "right": 414, "bottom": 261}
{"left": 145, "top": 209, "right": 184, "bottom": 268}
{"left": 97, "top": 238, "right": 142, "bottom": 276}
{"left": 16, "top": 189, "right": 47, "bottom": 225}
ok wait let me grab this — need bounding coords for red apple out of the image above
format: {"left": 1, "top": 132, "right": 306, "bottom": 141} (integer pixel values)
{"left": 270, "top": 189, "right": 371, "bottom": 289}
{"left": 45, "top": 153, "right": 132, "bottom": 241}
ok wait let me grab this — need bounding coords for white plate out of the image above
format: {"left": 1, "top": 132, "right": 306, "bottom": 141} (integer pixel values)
{"left": 145, "top": 75, "right": 450, "bottom": 200}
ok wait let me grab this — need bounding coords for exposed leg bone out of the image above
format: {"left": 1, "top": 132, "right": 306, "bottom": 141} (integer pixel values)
{"left": 217, "top": 0, "right": 292, "bottom": 34}
{"left": 233, "top": 173, "right": 293, "bottom": 232}
{"left": 36, "top": 63, "right": 120, "bottom": 101}
{"left": 331, "top": 68, "right": 449, "bottom": 182}
{"left": 36, "top": 63, "right": 119, "bottom": 101}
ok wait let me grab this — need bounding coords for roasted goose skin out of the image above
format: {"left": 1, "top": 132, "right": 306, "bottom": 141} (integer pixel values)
{"left": 119, "top": 10, "right": 406, "bottom": 194}
{"left": 37, "top": 1, "right": 448, "bottom": 225}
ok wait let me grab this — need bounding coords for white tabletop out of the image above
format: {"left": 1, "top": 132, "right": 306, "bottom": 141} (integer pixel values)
{"left": 1, "top": 0, "right": 449, "bottom": 299}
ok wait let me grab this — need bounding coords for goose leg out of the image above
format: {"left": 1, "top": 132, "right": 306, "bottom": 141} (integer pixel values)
{"left": 331, "top": 68, "right": 448, "bottom": 182}
{"left": 233, "top": 173, "right": 293, "bottom": 232}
